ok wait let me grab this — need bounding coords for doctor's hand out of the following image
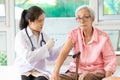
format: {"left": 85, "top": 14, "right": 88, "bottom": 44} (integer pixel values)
{"left": 46, "top": 38, "right": 55, "bottom": 49}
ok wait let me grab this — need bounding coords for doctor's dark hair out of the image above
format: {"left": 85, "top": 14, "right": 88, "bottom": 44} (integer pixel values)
{"left": 19, "top": 6, "right": 44, "bottom": 30}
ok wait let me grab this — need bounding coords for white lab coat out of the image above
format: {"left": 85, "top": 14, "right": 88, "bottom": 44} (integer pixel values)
{"left": 14, "top": 27, "right": 62, "bottom": 79}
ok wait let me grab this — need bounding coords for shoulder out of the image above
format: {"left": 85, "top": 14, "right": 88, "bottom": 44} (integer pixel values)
{"left": 70, "top": 27, "right": 80, "bottom": 33}
{"left": 15, "top": 29, "right": 26, "bottom": 39}
{"left": 69, "top": 27, "right": 80, "bottom": 36}
{"left": 95, "top": 28, "right": 109, "bottom": 39}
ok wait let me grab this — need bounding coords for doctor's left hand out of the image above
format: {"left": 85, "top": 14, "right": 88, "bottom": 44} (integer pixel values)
{"left": 46, "top": 38, "right": 55, "bottom": 49}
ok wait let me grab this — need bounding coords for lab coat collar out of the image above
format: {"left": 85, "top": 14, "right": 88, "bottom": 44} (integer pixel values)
{"left": 26, "top": 26, "right": 33, "bottom": 37}
{"left": 26, "top": 26, "right": 43, "bottom": 37}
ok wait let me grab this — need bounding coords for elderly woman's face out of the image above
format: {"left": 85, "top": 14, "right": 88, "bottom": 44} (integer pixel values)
{"left": 76, "top": 8, "right": 94, "bottom": 28}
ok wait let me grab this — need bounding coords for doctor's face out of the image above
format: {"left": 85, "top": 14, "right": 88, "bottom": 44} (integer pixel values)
{"left": 29, "top": 13, "right": 45, "bottom": 32}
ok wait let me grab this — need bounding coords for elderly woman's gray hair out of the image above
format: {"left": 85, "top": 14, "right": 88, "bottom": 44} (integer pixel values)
{"left": 75, "top": 5, "right": 95, "bottom": 20}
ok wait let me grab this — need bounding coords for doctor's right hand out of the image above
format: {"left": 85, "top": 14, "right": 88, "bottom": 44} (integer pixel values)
{"left": 46, "top": 38, "right": 55, "bottom": 49}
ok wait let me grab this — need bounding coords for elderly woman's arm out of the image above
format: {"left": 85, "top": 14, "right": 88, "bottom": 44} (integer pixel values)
{"left": 50, "top": 38, "right": 73, "bottom": 80}
{"left": 102, "top": 38, "right": 117, "bottom": 77}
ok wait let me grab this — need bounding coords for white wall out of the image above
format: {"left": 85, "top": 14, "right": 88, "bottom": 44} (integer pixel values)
{"left": 43, "top": 18, "right": 77, "bottom": 47}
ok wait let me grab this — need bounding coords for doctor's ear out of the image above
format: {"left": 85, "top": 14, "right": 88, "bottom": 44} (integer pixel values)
{"left": 28, "top": 20, "right": 32, "bottom": 24}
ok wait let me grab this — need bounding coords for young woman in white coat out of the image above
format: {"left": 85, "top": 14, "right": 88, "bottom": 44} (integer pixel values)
{"left": 14, "top": 6, "right": 62, "bottom": 80}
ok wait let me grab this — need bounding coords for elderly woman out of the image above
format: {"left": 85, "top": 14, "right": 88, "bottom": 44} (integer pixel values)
{"left": 50, "top": 6, "right": 117, "bottom": 80}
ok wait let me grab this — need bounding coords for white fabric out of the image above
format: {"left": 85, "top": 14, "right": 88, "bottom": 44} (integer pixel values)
{"left": 0, "top": 66, "right": 21, "bottom": 80}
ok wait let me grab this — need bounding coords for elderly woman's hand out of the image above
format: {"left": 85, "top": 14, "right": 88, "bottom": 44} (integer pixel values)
{"left": 105, "top": 71, "right": 113, "bottom": 77}
{"left": 50, "top": 73, "right": 60, "bottom": 80}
